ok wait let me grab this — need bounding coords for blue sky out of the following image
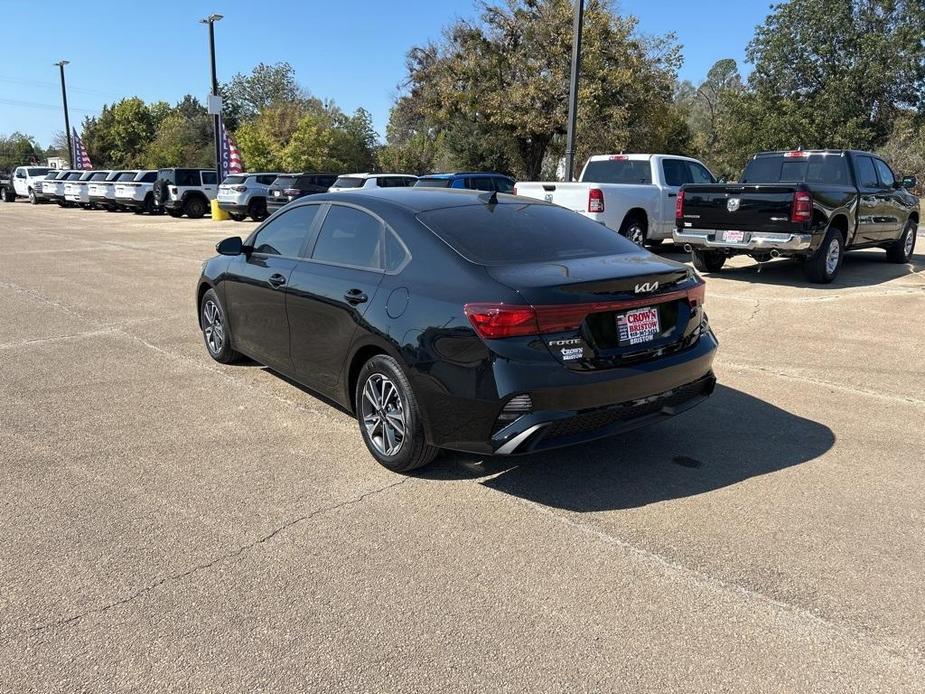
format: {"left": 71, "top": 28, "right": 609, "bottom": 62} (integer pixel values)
{"left": 0, "top": 0, "right": 769, "bottom": 149}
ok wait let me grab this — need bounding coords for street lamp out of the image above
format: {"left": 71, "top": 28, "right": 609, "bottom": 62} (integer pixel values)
{"left": 564, "top": 0, "right": 584, "bottom": 182}
{"left": 199, "top": 14, "right": 224, "bottom": 177}
{"left": 54, "top": 60, "right": 72, "bottom": 166}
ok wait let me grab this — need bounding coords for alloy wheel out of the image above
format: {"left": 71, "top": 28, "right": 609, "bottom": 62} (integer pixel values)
{"left": 904, "top": 227, "right": 915, "bottom": 258}
{"left": 627, "top": 223, "right": 645, "bottom": 246}
{"left": 825, "top": 238, "right": 840, "bottom": 275}
{"left": 361, "top": 374, "right": 406, "bottom": 457}
{"left": 202, "top": 299, "right": 225, "bottom": 355}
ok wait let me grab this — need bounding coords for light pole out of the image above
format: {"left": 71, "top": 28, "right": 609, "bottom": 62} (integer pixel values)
{"left": 564, "top": 0, "right": 584, "bottom": 181}
{"left": 54, "top": 60, "right": 72, "bottom": 166}
{"left": 199, "top": 13, "right": 223, "bottom": 177}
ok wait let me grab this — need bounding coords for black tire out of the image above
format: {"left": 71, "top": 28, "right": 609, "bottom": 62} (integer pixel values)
{"left": 886, "top": 220, "right": 917, "bottom": 264}
{"left": 166, "top": 209, "right": 183, "bottom": 218}
{"left": 1, "top": 186, "right": 12, "bottom": 202}
{"left": 184, "top": 196, "right": 207, "bottom": 219}
{"left": 248, "top": 198, "right": 268, "bottom": 222}
{"left": 229, "top": 213, "right": 246, "bottom": 222}
{"left": 646, "top": 239, "right": 663, "bottom": 248}
{"left": 28, "top": 188, "right": 37, "bottom": 204}
{"left": 618, "top": 214, "right": 647, "bottom": 246}
{"left": 200, "top": 289, "right": 241, "bottom": 364}
{"left": 355, "top": 355, "right": 438, "bottom": 473}
{"left": 692, "top": 249, "right": 726, "bottom": 272}
{"left": 152, "top": 179, "right": 169, "bottom": 206}
{"left": 803, "top": 226, "right": 844, "bottom": 283}
{"left": 143, "top": 193, "right": 156, "bottom": 215}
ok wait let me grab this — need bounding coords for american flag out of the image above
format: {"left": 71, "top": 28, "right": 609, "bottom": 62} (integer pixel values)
{"left": 72, "top": 128, "right": 92, "bottom": 170}
{"left": 219, "top": 119, "right": 243, "bottom": 179}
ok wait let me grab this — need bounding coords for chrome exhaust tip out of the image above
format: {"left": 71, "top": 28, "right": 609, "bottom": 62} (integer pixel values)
{"left": 770, "top": 249, "right": 781, "bottom": 258}
{"left": 683, "top": 244, "right": 693, "bottom": 253}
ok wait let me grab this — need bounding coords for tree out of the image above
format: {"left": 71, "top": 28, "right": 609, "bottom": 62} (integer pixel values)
{"left": 389, "top": 0, "right": 684, "bottom": 179}
{"left": 80, "top": 97, "right": 158, "bottom": 168}
{"left": 143, "top": 96, "right": 213, "bottom": 168}
{"left": 221, "top": 62, "right": 303, "bottom": 128}
{"left": 0, "top": 132, "right": 44, "bottom": 170}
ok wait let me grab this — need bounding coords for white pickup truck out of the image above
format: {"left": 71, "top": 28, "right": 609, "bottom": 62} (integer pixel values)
{"left": 515, "top": 154, "right": 716, "bottom": 246}
{"left": 8, "top": 166, "right": 52, "bottom": 204}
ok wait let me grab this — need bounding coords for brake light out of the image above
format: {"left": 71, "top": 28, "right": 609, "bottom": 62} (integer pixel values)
{"left": 675, "top": 190, "right": 685, "bottom": 220}
{"left": 784, "top": 150, "right": 808, "bottom": 158}
{"left": 230, "top": 185, "right": 246, "bottom": 193}
{"left": 609, "top": 155, "right": 628, "bottom": 160}
{"left": 791, "top": 190, "right": 813, "bottom": 223}
{"left": 588, "top": 188, "right": 605, "bottom": 213}
{"left": 283, "top": 188, "right": 301, "bottom": 196}
{"left": 464, "top": 304, "right": 540, "bottom": 339}
{"left": 464, "top": 282, "right": 705, "bottom": 339}
{"left": 512, "top": 186, "right": 517, "bottom": 196}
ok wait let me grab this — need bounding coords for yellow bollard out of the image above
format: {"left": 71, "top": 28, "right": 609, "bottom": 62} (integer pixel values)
{"left": 211, "top": 199, "right": 230, "bottom": 221}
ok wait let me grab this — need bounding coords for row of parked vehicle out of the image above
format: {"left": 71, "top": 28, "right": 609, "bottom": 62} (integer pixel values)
{"left": 1, "top": 165, "right": 517, "bottom": 221}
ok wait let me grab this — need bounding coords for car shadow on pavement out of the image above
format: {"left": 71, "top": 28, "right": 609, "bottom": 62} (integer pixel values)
{"left": 652, "top": 245, "right": 925, "bottom": 290}
{"left": 420, "top": 385, "right": 835, "bottom": 512}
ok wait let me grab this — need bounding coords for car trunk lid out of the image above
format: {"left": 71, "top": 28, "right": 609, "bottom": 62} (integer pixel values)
{"left": 680, "top": 184, "right": 802, "bottom": 233}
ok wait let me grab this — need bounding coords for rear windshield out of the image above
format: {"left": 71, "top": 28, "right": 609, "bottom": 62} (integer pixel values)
{"left": 138, "top": 171, "right": 157, "bottom": 182}
{"left": 222, "top": 175, "right": 246, "bottom": 185}
{"left": 28, "top": 167, "right": 50, "bottom": 176}
{"left": 270, "top": 175, "right": 296, "bottom": 189}
{"left": 581, "top": 159, "right": 652, "bottom": 184}
{"left": 90, "top": 172, "right": 110, "bottom": 181}
{"left": 418, "top": 202, "right": 639, "bottom": 266}
{"left": 742, "top": 154, "right": 852, "bottom": 185}
{"left": 332, "top": 176, "right": 364, "bottom": 188}
{"left": 66, "top": 172, "right": 83, "bottom": 180}
{"left": 118, "top": 172, "right": 138, "bottom": 181}
{"left": 45, "top": 172, "right": 60, "bottom": 180}
{"left": 414, "top": 178, "right": 452, "bottom": 188}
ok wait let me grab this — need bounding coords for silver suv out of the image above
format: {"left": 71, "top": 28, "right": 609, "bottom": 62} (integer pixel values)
{"left": 216, "top": 172, "right": 281, "bottom": 222}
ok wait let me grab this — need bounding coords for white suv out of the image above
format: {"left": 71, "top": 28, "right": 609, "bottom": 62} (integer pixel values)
{"left": 89, "top": 170, "right": 135, "bottom": 211}
{"left": 328, "top": 173, "right": 417, "bottom": 192}
{"left": 65, "top": 171, "right": 110, "bottom": 207}
{"left": 114, "top": 170, "right": 159, "bottom": 214}
{"left": 216, "top": 172, "right": 282, "bottom": 221}
{"left": 10, "top": 166, "right": 51, "bottom": 203}
{"left": 152, "top": 168, "right": 218, "bottom": 218}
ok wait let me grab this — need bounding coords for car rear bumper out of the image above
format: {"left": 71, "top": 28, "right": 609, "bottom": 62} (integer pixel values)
{"left": 418, "top": 327, "right": 719, "bottom": 455}
{"left": 117, "top": 197, "right": 146, "bottom": 208}
{"left": 673, "top": 229, "right": 814, "bottom": 253}
{"left": 217, "top": 201, "right": 249, "bottom": 214}
{"left": 89, "top": 195, "right": 114, "bottom": 205}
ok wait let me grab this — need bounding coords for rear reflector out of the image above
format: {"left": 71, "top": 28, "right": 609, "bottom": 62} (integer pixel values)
{"left": 465, "top": 282, "right": 705, "bottom": 339}
{"left": 588, "top": 188, "right": 605, "bottom": 213}
{"left": 675, "top": 190, "right": 685, "bottom": 220}
{"left": 791, "top": 191, "right": 813, "bottom": 223}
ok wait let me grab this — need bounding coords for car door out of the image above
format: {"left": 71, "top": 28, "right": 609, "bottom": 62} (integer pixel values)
{"left": 13, "top": 168, "right": 26, "bottom": 196}
{"left": 222, "top": 205, "right": 321, "bottom": 369}
{"left": 660, "top": 159, "right": 690, "bottom": 236}
{"left": 286, "top": 203, "right": 387, "bottom": 394}
{"left": 852, "top": 155, "right": 886, "bottom": 243}
{"left": 872, "top": 158, "right": 904, "bottom": 242}
{"left": 201, "top": 170, "right": 218, "bottom": 200}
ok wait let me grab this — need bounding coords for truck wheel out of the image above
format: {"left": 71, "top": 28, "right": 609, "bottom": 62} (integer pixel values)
{"left": 619, "top": 214, "right": 646, "bottom": 246}
{"left": 692, "top": 249, "right": 726, "bottom": 273}
{"left": 886, "top": 221, "right": 917, "bottom": 263}
{"left": 1, "top": 187, "right": 11, "bottom": 202}
{"left": 28, "top": 188, "right": 37, "bottom": 204}
{"left": 804, "top": 227, "right": 843, "bottom": 283}
{"left": 184, "top": 196, "right": 207, "bottom": 219}
{"left": 248, "top": 198, "right": 268, "bottom": 222}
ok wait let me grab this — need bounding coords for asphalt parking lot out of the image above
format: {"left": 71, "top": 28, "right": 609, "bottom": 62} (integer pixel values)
{"left": 1, "top": 201, "right": 924, "bottom": 692}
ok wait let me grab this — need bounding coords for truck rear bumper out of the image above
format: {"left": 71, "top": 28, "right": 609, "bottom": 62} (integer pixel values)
{"left": 673, "top": 229, "right": 813, "bottom": 253}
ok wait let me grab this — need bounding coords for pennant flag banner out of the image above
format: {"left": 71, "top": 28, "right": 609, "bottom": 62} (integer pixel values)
{"left": 72, "top": 128, "right": 92, "bottom": 170}
{"left": 219, "top": 119, "right": 243, "bottom": 180}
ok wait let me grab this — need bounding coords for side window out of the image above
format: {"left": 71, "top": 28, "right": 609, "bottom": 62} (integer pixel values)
{"left": 141, "top": 172, "right": 157, "bottom": 183}
{"left": 257, "top": 175, "right": 275, "bottom": 185}
{"left": 467, "top": 177, "right": 495, "bottom": 192}
{"left": 252, "top": 205, "right": 320, "bottom": 257}
{"left": 687, "top": 162, "right": 715, "bottom": 184}
{"left": 854, "top": 157, "right": 879, "bottom": 189}
{"left": 201, "top": 171, "right": 217, "bottom": 185}
{"left": 15, "top": 168, "right": 24, "bottom": 178}
{"left": 384, "top": 230, "right": 409, "bottom": 272}
{"left": 873, "top": 159, "right": 895, "bottom": 188}
{"left": 662, "top": 159, "right": 690, "bottom": 187}
{"left": 451, "top": 178, "right": 466, "bottom": 189}
{"left": 312, "top": 205, "right": 383, "bottom": 269}
{"left": 495, "top": 177, "right": 515, "bottom": 193}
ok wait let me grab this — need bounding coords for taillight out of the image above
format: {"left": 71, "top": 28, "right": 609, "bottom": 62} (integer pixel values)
{"left": 784, "top": 150, "right": 808, "bottom": 158}
{"left": 230, "top": 185, "right": 246, "bottom": 192}
{"left": 512, "top": 186, "right": 517, "bottom": 196}
{"left": 588, "top": 188, "right": 604, "bottom": 213}
{"left": 465, "top": 282, "right": 706, "bottom": 339}
{"left": 791, "top": 190, "right": 813, "bottom": 223}
{"left": 283, "top": 188, "right": 301, "bottom": 196}
{"left": 675, "top": 190, "right": 685, "bottom": 220}
{"left": 464, "top": 304, "right": 540, "bottom": 339}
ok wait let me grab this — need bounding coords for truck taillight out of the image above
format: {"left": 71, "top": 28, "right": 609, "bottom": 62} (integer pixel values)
{"left": 588, "top": 188, "right": 604, "bottom": 213}
{"left": 791, "top": 191, "right": 813, "bottom": 223}
{"left": 675, "top": 190, "right": 685, "bottom": 220}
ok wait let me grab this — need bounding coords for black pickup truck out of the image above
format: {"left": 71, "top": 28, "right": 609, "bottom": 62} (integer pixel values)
{"left": 673, "top": 150, "right": 920, "bottom": 282}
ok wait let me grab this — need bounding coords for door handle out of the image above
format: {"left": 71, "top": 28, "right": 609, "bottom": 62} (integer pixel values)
{"left": 667, "top": 192, "right": 677, "bottom": 198}
{"left": 344, "top": 289, "right": 368, "bottom": 305}
{"left": 268, "top": 273, "right": 287, "bottom": 288}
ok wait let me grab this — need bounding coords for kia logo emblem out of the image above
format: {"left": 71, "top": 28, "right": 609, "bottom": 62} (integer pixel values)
{"left": 634, "top": 281, "right": 659, "bottom": 293}
{"left": 727, "top": 197, "right": 741, "bottom": 212}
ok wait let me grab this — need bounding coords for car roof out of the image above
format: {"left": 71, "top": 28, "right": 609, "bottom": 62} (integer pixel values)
{"left": 421, "top": 172, "right": 512, "bottom": 179}
{"left": 336, "top": 172, "right": 416, "bottom": 180}
{"left": 292, "top": 187, "right": 540, "bottom": 214}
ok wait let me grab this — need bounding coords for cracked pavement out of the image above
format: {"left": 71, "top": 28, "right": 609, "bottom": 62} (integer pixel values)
{"left": 1, "top": 202, "right": 923, "bottom": 692}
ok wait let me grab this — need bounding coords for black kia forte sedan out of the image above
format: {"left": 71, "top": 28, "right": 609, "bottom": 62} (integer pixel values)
{"left": 196, "top": 188, "right": 718, "bottom": 472}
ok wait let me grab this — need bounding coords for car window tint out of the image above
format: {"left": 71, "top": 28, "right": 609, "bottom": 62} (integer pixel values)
{"left": 414, "top": 178, "right": 452, "bottom": 188}
{"left": 854, "top": 157, "right": 879, "bottom": 188}
{"left": 257, "top": 175, "right": 277, "bottom": 185}
{"left": 384, "top": 230, "right": 409, "bottom": 271}
{"left": 419, "top": 202, "right": 639, "bottom": 266}
{"left": 874, "top": 159, "right": 895, "bottom": 187}
{"left": 252, "top": 205, "right": 320, "bottom": 257}
{"left": 687, "top": 162, "right": 714, "bottom": 184}
{"left": 312, "top": 205, "right": 382, "bottom": 269}
{"left": 582, "top": 159, "right": 652, "bottom": 184}
{"left": 495, "top": 177, "right": 515, "bottom": 193}
{"left": 467, "top": 177, "right": 496, "bottom": 192}
{"left": 201, "top": 171, "right": 217, "bottom": 185}
{"left": 662, "top": 159, "right": 690, "bottom": 187}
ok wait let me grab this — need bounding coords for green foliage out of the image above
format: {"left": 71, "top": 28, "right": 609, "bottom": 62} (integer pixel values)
{"left": 142, "top": 97, "right": 214, "bottom": 169}
{"left": 81, "top": 97, "right": 157, "bottom": 168}
{"left": 220, "top": 62, "right": 303, "bottom": 129}
{"left": 0, "top": 132, "right": 44, "bottom": 170}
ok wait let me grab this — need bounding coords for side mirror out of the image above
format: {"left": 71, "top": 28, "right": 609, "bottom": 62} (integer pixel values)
{"left": 216, "top": 236, "right": 244, "bottom": 256}
{"left": 900, "top": 175, "right": 917, "bottom": 190}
